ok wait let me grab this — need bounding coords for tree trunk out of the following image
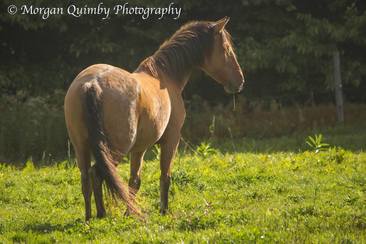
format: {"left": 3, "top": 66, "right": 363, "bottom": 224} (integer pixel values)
{"left": 333, "top": 49, "right": 344, "bottom": 123}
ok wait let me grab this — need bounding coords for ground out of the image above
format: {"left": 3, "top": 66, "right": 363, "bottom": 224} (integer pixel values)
{"left": 0, "top": 128, "right": 365, "bottom": 243}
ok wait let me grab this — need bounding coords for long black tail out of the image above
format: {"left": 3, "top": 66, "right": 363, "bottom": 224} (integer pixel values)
{"left": 83, "top": 81, "right": 140, "bottom": 216}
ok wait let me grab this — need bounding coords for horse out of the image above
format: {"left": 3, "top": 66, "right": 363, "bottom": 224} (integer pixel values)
{"left": 64, "top": 17, "right": 245, "bottom": 220}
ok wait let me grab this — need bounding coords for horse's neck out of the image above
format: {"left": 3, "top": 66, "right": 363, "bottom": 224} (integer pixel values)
{"left": 164, "top": 73, "right": 191, "bottom": 93}
{"left": 135, "top": 57, "right": 192, "bottom": 93}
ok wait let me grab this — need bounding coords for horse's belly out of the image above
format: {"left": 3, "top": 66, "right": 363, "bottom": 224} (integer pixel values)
{"left": 130, "top": 90, "right": 171, "bottom": 152}
{"left": 131, "top": 116, "right": 169, "bottom": 152}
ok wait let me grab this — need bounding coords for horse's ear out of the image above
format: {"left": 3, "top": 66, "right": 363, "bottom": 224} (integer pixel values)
{"left": 212, "top": 17, "right": 230, "bottom": 34}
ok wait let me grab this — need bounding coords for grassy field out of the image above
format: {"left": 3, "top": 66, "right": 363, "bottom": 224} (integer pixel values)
{"left": 0, "top": 128, "right": 365, "bottom": 243}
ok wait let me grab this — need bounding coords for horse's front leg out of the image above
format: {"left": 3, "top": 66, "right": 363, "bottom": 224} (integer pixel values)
{"left": 159, "top": 133, "right": 180, "bottom": 215}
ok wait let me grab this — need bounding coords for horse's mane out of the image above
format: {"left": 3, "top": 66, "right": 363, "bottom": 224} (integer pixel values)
{"left": 136, "top": 21, "right": 233, "bottom": 82}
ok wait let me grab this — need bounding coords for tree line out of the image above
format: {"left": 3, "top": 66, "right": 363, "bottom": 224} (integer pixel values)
{"left": 1, "top": 0, "right": 365, "bottom": 104}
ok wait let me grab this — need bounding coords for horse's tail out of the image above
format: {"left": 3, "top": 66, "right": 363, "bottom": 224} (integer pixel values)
{"left": 83, "top": 81, "right": 141, "bottom": 217}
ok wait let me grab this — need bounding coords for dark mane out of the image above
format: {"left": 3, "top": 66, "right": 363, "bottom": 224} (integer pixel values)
{"left": 135, "top": 21, "right": 216, "bottom": 82}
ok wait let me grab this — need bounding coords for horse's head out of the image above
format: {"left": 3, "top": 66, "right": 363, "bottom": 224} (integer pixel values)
{"left": 202, "top": 17, "right": 245, "bottom": 94}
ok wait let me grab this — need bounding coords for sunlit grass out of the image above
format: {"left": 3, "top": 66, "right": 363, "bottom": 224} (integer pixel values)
{"left": 0, "top": 141, "right": 365, "bottom": 242}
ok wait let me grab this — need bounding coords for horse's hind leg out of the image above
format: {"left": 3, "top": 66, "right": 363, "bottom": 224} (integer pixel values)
{"left": 129, "top": 151, "right": 146, "bottom": 195}
{"left": 125, "top": 150, "right": 145, "bottom": 216}
{"left": 90, "top": 165, "right": 106, "bottom": 218}
{"left": 75, "top": 146, "right": 92, "bottom": 221}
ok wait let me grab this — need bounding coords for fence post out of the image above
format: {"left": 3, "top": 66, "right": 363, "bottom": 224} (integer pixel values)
{"left": 333, "top": 49, "right": 344, "bottom": 123}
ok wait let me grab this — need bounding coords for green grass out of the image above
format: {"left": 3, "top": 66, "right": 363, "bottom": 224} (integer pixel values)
{"left": 0, "top": 134, "right": 366, "bottom": 243}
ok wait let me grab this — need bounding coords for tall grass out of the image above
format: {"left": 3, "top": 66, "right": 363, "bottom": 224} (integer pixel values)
{"left": 1, "top": 92, "right": 365, "bottom": 164}
{"left": 0, "top": 92, "right": 67, "bottom": 164}
{"left": 183, "top": 96, "right": 366, "bottom": 141}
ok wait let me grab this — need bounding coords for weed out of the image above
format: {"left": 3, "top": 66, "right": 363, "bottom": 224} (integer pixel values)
{"left": 305, "top": 134, "right": 330, "bottom": 153}
{"left": 195, "top": 142, "right": 217, "bottom": 157}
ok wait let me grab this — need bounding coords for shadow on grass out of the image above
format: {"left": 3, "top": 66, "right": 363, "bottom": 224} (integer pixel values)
{"left": 23, "top": 219, "right": 85, "bottom": 234}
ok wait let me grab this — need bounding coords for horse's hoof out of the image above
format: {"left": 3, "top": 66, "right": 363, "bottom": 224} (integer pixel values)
{"left": 160, "top": 209, "right": 168, "bottom": 215}
{"left": 124, "top": 209, "right": 131, "bottom": 217}
{"left": 85, "top": 214, "right": 92, "bottom": 222}
{"left": 96, "top": 212, "right": 106, "bottom": 218}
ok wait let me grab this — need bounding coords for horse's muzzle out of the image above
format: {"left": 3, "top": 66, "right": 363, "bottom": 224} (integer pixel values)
{"left": 224, "top": 79, "right": 244, "bottom": 94}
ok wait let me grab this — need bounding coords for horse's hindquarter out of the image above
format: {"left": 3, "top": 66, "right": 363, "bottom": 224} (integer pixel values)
{"left": 129, "top": 73, "right": 172, "bottom": 152}
{"left": 65, "top": 64, "right": 172, "bottom": 156}
{"left": 65, "top": 64, "right": 140, "bottom": 155}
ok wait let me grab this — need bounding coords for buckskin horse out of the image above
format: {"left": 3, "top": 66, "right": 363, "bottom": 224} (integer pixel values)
{"left": 64, "top": 17, "right": 245, "bottom": 220}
